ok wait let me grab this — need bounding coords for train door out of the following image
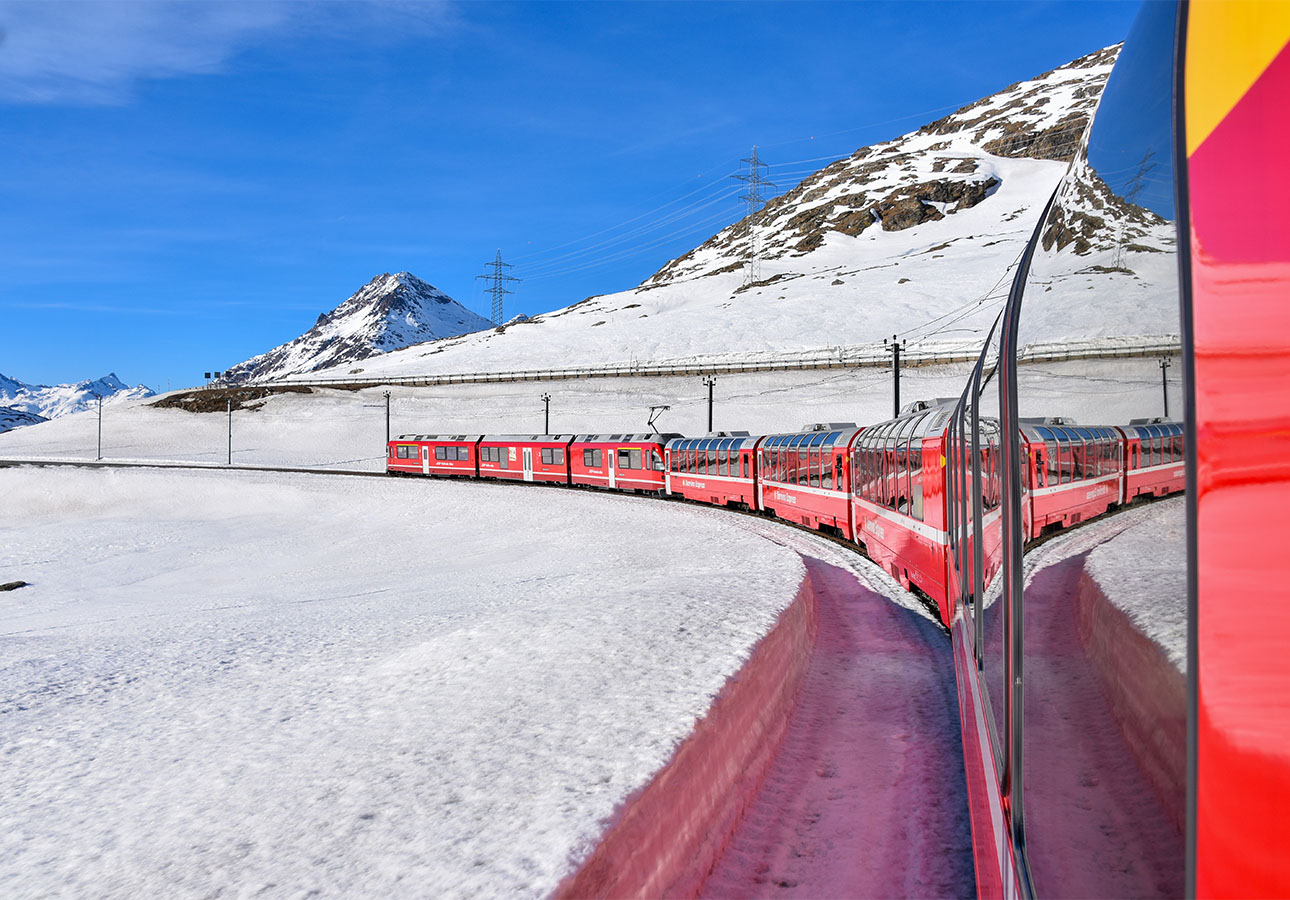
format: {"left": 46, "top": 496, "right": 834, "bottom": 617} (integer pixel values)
{"left": 608, "top": 448, "right": 616, "bottom": 489}
{"left": 422, "top": 446, "right": 429, "bottom": 475}
{"left": 664, "top": 450, "right": 672, "bottom": 495}
{"left": 522, "top": 448, "right": 534, "bottom": 482}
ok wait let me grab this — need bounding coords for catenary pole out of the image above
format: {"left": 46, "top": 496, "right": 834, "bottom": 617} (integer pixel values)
{"left": 703, "top": 375, "right": 716, "bottom": 432}
{"left": 885, "top": 335, "right": 906, "bottom": 418}
{"left": 96, "top": 396, "right": 102, "bottom": 461}
{"left": 1160, "top": 357, "right": 1171, "bottom": 418}
{"left": 227, "top": 399, "right": 232, "bottom": 465}
{"left": 541, "top": 393, "right": 551, "bottom": 434}
{"left": 384, "top": 390, "right": 391, "bottom": 444}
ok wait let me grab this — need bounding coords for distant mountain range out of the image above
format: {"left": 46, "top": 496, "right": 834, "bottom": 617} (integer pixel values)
{"left": 223, "top": 272, "right": 492, "bottom": 383}
{"left": 0, "top": 372, "right": 154, "bottom": 434}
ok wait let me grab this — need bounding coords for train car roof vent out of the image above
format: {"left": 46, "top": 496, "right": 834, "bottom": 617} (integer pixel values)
{"left": 1020, "top": 416, "right": 1079, "bottom": 426}
{"left": 899, "top": 398, "right": 957, "bottom": 415}
{"left": 1128, "top": 416, "right": 1175, "bottom": 425}
{"left": 705, "top": 430, "right": 751, "bottom": 437}
{"left": 802, "top": 422, "right": 857, "bottom": 431}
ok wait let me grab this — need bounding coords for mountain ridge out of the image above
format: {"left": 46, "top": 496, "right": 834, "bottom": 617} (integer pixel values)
{"left": 224, "top": 272, "right": 491, "bottom": 384}
{"left": 0, "top": 372, "right": 154, "bottom": 433}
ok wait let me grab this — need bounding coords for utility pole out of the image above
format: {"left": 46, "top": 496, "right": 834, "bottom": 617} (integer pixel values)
{"left": 226, "top": 399, "right": 232, "bottom": 466}
{"left": 884, "top": 335, "right": 906, "bottom": 418}
{"left": 541, "top": 392, "right": 551, "bottom": 434}
{"left": 1160, "top": 357, "right": 1171, "bottom": 418}
{"left": 476, "top": 249, "right": 520, "bottom": 327}
{"left": 733, "top": 146, "right": 777, "bottom": 286}
{"left": 384, "top": 391, "right": 391, "bottom": 444}
{"left": 96, "top": 396, "right": 102, "bottom": 461}
{"left": 702, "top": 375, "right": 717, "bottom": 432}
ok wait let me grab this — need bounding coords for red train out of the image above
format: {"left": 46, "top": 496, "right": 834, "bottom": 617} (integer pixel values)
{"left": 387, "top": 412, "right": 1180, "bottom": 625}
{"left": 384, "top": 1, "right": 1289, "bottom": 894}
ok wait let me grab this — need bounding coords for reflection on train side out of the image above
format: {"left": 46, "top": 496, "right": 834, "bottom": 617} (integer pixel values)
{"left": 949, "top": 2, "right": 1187, "bottom": 896}
{"left": 1018, "top": 1, "right": 1184, "bottom": 895}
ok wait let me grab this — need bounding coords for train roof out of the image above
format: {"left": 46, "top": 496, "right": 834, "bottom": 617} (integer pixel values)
{"left": 394, "top": 434, "right": 483, "bottom": 442}
{"left": 572, "top": 433, "right": 681, "bottom": 444}
{"left": 1018, "top": 423, "right": 1124, "bottom": 442}
{"left": 1121, "top": 421, "right": 1184, "bottom": 438}
{"left": 857, "top": 403, "right": 953, "bottom": 443}
{"left": 760, "top": 424, "right": 862, "bottom": 449}
{"left": 478, "top": 434, "right": 578, "bottom": 443}
{"left": 666, "top": 434, "right": 761, "bottom": 452}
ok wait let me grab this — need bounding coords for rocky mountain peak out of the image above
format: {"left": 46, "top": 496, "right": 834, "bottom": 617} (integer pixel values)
{"left": 644, "top": 43, "right": 1120, "bottom": 286}
{"left": 224, "top": 271, "right": 492, "bottom": 384}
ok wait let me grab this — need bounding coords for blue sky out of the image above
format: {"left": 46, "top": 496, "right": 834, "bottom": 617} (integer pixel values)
{"left": 0, "top": 0, "right": 1140, "bottom": 391}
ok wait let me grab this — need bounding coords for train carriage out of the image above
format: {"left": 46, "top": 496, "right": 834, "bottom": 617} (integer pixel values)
{"left": 478, "top": 434, "right": 575, "bottom": 484}
{"left": 851, "top": 402, "right": 956, "bottom": 614}
{"left": 1120, "top": 420, "right": 1185, "bottom": 500}
{"left": 387, "top": 434, "right": 480, "bottom": 477}
{"left": 569, "top": 433, "right": 676, "bottom": 493}
{"left": 664, "top": 433, "right": 761, "bottom": 509}
{"left": 756, "top": 424, "right": 861, "bottom": 538}
{"left": 1020, "top": 421, "right": 1125, "bottom": 538}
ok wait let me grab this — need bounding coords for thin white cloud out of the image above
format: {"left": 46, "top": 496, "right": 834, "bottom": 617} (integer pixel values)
{"left": 0, "top": 1, "right": 456, "bottom": 105}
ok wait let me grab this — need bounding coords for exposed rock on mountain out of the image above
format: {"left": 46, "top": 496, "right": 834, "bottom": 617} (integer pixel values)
{"left": 223, "top": 272, "right": 491, "bottom": 383}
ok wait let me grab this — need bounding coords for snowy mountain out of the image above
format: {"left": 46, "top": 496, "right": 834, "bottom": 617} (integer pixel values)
{"left": 296, "top": 44, "right": 1166, "bottom": 385}
{"left": 0, "top": 372, "right": 154, "bottom": 432}
{"left": 224, "top": 272, "right": 492, "bottom": 383}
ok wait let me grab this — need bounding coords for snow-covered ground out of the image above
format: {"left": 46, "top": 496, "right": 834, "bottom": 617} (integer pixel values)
{"left": 0, "top": 466, "right": 807, "bottom": 898}
{"left": 1016, "top": 497, "right": 1186, "bottom": 671}
{"left": 0, "top": 358, "right": 1182, "bottom": 472}
{"left": 1084, "top": 497, "right": 1186, "bottom": 671}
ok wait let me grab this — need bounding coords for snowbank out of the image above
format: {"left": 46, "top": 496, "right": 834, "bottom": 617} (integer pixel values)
{"left": 0, "top": 466, "right": 804, "bottom": 898}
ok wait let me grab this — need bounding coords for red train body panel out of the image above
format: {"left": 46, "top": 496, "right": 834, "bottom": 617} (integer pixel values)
{"left": 568, "top": 434, "right": 674, "bottom": 493}
{"left": 478, "top": 435, "right": 575, "bottom": 484}
{"left": 1019, "top": 423, "right": 1125, "bottom": 538}
{"left": 1121, "top": 421, "right": 1185, "bottom": 500}
{"left": 754, "top": 426, "right": 862, "bottom": 538}
{"left": 664, "top": 434, "right": 762, "bottom": 508}
{"left": 850, "top": 404, "right": 955, "bottom": 618}
{"left": 387, "top": 434, "right": 480, "bottom": 477}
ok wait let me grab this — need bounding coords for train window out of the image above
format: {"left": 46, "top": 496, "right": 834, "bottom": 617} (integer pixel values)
{"left": 540, "top": 448, "right": 552, "bottom": 465}
{"left": 396, "top": 446, "right": 407, "bottom": 459}
{"left": 717, "top": 448, "right": 728, "bottom": 476}
{"left": 910, "top": 440, "right": 924, "bottom": 521}
{"left": 584, "top": 448, "right": 598, "bottom": 468}
{"left": 554, "top": 449, "right": 565, "bottom": 466}
{"left": 618, "top": 449, "right": 631, "bottom": 469}
{"left": 434, "top": 446, "right": 446, "bottom": 460}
